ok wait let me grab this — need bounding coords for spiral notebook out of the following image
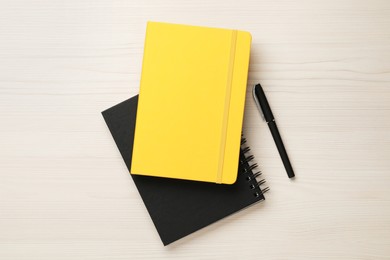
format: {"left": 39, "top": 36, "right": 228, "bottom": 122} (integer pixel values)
{"left": 102, "top": 95, "right": 268, "bottom": 245}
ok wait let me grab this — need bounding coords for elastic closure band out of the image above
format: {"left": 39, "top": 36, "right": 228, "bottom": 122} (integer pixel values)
{"left": 216, "top": 30, "right": 237, "bottom": 183}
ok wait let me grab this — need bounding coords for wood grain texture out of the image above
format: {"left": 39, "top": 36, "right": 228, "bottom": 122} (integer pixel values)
{"left": 0, "top": 0, "right": 389, "bottom": 259}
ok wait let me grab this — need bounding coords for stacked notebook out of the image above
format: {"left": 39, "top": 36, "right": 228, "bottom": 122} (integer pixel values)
{"left": 102, "top": 22, "right": 268, "bottom": 245}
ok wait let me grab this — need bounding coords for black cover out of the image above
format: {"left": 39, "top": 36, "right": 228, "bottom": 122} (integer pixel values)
{"left": 102, "top": 95, "right": 265, "bottom": 245}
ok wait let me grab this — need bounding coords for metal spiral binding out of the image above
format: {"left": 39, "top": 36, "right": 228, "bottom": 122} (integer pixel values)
{"left": 241, "top": 136, "right": 269, "bottom": 198}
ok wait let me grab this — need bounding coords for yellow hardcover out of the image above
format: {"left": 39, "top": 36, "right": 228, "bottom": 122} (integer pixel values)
{"left": 131, "top": 22, "right": 251, "bottom": 184}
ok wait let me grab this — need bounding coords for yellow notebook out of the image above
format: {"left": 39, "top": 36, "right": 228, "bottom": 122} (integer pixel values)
{"left": 131, "top": 22, "right": 251, "bottom": 184}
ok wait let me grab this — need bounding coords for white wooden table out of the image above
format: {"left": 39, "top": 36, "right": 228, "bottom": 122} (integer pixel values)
{"left": 1, "top": 0, "right": 390, "bottom": 259}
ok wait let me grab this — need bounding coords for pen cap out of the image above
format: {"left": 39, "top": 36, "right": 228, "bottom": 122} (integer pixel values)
{"left": 254, "top": 84, "right": 274, "bottom": 122}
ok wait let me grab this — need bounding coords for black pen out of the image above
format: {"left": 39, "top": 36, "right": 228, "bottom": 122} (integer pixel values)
{"left": 253, "top": 84, "right": 295, "bottom": 178}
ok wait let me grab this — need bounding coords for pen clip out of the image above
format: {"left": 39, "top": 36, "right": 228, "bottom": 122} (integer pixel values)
{"left": 252, "top": 85, "right": 265, "bottom": 121}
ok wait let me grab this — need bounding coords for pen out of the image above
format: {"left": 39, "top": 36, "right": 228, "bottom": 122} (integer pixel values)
{"left": 253, "top": 84, "right": 295, "bottom": 178}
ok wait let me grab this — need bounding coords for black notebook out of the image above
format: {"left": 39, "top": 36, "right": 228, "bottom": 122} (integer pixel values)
{"left": 102, "top": 95, "right": 268, "bottom": 245}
